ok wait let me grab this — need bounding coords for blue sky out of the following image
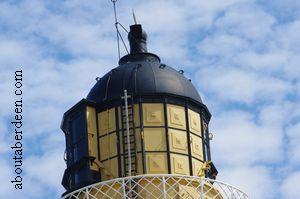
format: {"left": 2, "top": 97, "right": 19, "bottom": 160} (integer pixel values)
{"left": 0, "top": 0, "right": 300, "bottom": 198}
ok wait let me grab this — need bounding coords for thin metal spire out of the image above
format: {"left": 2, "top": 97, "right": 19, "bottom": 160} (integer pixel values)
{"left": 132, "top": 9, "right": 137, "bottom": 24}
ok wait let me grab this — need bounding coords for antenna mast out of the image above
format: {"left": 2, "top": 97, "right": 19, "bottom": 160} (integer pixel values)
{"left": 110, "top": 0, "right": 129, "bottom": 61}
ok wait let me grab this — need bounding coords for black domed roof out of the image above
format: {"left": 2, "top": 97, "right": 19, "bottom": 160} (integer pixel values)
{"left": 87, "top": 24, "right": 202, "bottom": 104}
{"left": 87, "top": 53, "right": 202, "bottom": 103}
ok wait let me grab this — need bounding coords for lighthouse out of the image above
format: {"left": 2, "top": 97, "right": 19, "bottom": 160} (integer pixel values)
{"left": 60, "top": 23, "right": 249, "bottom": 198}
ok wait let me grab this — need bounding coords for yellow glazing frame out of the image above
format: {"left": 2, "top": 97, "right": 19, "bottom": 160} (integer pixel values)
{"left": 86, "top": 106, "right": 99, "bottom": 171}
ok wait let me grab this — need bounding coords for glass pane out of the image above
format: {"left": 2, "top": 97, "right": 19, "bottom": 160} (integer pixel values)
{"left": 71, "top": 113, "right": 86, "bottom": 143}
{"left": 73, "top": 140, "right": 87, "bottom": 162}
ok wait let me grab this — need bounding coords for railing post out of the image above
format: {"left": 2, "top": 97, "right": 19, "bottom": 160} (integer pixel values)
{"left": 200, "top": 179, "right": 204, "bottom": 199}
{"left": 230, "top": 187, "right": 233, "bottom": 199}
{"left": 85, "top": 187, "right": 89, "bottom": 199}
{"left": 162, "top": 176, "right": 167, "bottom": 199}
{"left": 122, "top": 178, "right": 126, "bottom": 199}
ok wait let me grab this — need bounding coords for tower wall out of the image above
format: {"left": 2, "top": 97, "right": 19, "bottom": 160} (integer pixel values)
{"left": 61, "top": 96, "right": 212, "bottom": 192}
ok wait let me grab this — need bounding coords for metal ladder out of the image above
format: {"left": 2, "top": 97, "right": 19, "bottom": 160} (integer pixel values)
{"left": 121, "top": 90, "right": 138, "bottom": 198}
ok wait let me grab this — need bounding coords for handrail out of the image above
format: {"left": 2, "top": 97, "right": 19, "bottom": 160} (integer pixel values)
{"left": 62, "top": 174, "right": 250, "bottom": 199}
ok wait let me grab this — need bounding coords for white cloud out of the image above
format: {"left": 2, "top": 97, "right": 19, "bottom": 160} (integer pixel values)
{"left": 0, "top": 120, "right": 10, "bottom": 154}
{"left": 235, "top": 51, "right": 289, "bottom": 73}
{"left": 281, "top": 171, "right": 300, "bottom": 199}
{"left": 0, "top": 160, "right": 14, "bottom": 194}
{"left": 286, "top": 122, "right": 300, "bottom": 166}
{"left": 211, "top": 110, "right": 283, "bottom": 166}
{"left": 259, "top": 0, "right": 300, "bottom": 20}
{"left": 180, "top": 0, "right": 245, "bottom": 29}
{"left": 198, "top": 34, "right": 249, "bottom": 57}
{"left": 24, "top": 149, "right": 65, "bottom": 190}
{"left": 215, "top": 3, "right": 276, "bottom": 40}
{"left": 196, "top": 66, "right": 291, "bottom": 104}
{"left": 218, "top": 166, "right": 277, "bottom": 199}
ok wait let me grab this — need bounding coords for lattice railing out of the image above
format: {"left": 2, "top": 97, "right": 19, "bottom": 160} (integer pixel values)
{"left": 62, "top": 174, "right": 250, "bottom": 199}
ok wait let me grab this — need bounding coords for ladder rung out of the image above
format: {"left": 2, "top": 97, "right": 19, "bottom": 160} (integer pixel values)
{"left": 125, "top": 148, "right": 135, "bottom": 151}
{"left": 125, "top": 159, "right": 136, "bottom": 162}
{"left": 124, "top": 136, "right": 135, "bottom": 139}
{"left": 125, "top": 163, "right": 136, "bottom": 166}
{"left": 124, "top": 141, "right": 134, "bottom": 144}
{"left": 128, "top": 154, "right": 135, "bottom": 157}
{"left": 124, "top": 141, "right": 135, "bottom": 144}
{"left": 124, "top": 143, "right": 134, "bottom": 146}
{"left": 124, "top": 148, "right": 135, "bottom": 152}
{"left": 121, "top": 129, "right": 134, "bottom": 132}
{"left": 121, "top": 130, "right": 134, "bottom": 133}
{"left": 122, "top": 105, "right": 132, "bottom": 109}
{"left": 122, "top": 123, "right": 133, "bottom": 126}
{"left": 123, "top": 134, "right": 134, "bottom": 138}
{"left": 125, "top": 168, "right": 136, "bottom": 172}
{"left": 124, "top": 139, "right": 134, "bottom": 141}
{"left": 125, "top": 160, "right": 136, "bottom": 163}
{"left": 124, "top": 138, "right": 134, "bottom": 141}
{"left": 126, "top": 149, "right": 135, "bottom": 152}
{"left": 122, "top": 120, "right": 133, "bottom": 123}
{"left": 125, "top": 165, "right": 136, "bottom": 169}
{"left": 125, "top": 152, "right": 136, "bottom": 156}
{"left": 125, "top": 168, "right": 136, "bottom": 171}
{"left": 124, "top": 144, "right": 135, "bottom": 147}
{"left": 121, "top": 95, "right": 131, "bottom": 99}
{"left": 122, "top": 117, "right": 133, "bottom": 120}
{"left": 122, "top": 122, "right": 133, "bottom": 125}
{"left": 125, "top": 157, "right": 136, "bottom": 160}
{"left": 122, "top": 113, "right": 133, "bottom": 116}
{"left": 125, "top": 156, "right": 133, "bottom": 158}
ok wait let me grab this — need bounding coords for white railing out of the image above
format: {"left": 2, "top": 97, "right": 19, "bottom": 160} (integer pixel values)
{"left": 62, "top": 174, "right": 250, "bottom": 199}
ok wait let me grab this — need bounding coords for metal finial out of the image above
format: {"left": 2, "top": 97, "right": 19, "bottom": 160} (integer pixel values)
{"left": 132, "top": 9, "right": 137, "bottom": 24}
